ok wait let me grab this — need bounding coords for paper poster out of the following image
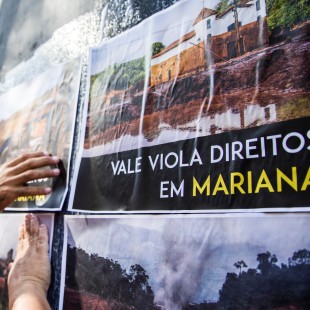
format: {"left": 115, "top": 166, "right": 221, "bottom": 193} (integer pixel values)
{"left": 0, "top": 58, "right": 81, "bottom": 211}
{"left": 70, "top": 0, "right": 310, "bottom": 212}
{"left": 60, "top": 213, "right": 310, "bottom": 309}
{"left": 0, "top": 213, "right": 54, "bottom": 309}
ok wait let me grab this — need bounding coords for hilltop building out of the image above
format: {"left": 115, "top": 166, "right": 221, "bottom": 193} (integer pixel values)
{"left": 150, "top": 0, "right": 268, "bottom": 85}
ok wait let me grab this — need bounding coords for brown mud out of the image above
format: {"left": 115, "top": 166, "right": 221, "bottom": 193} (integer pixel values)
{"left": 85, "top": 23, "right": 310, "bottom": 148}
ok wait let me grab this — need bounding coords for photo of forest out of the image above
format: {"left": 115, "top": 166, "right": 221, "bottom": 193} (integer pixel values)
{"left": 84, "top": 0, "right": 309, "bottom": 154}
{"left": 62, "top": 214, "right": 310, "bottom": 309}
{"left": 64, "top": 246, "right": 155, "bottom": 309}
{"left": 64, "top": 247, "right": 310, "bottom": 309}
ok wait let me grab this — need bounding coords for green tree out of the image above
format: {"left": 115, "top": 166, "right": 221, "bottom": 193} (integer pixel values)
{"left": 128, "top": 264, "right": 155, "bottom": 309}
{"left": 257, "top": 251, "right": 279, "bottom": 275}
{"left": 66, "top": 247, "right": 155, "bottom": 309}
{"left": 290, "top": 249, "right": 310, "bottom": 266}
{"left": 215, "top": 0, "right": 231, "bottom": 15}
{"left": 152, "top": 42, "right": 166, "bottom": 56}
{"left": 234, "top": 260, "right": 248, "bottom": 275}
{"left": 219, "top": 249, "right": 310, "bottom": 308}
{"left": 266, "top": 0, "right": 310, "bottom": 30}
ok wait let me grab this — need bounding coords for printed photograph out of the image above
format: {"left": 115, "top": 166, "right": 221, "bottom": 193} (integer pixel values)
{"left": 0, "top": 213, "right": 54, "bottom": 310}
{"left": 69, "top": 0, "right": 309, "bottom": 212}
{"left": 0, "top": 58, "right": 81, "bottom": 210}
{"left": 84, "top": 0, "right": 309, "bottom": 156}
{"left": 61, "top": 214, "right": 310, "bottom": 309}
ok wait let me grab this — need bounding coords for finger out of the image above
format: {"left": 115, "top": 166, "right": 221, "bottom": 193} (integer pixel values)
{"left": 10, "top": 185, "right": 53, "bottom": 199}
{"left": 25, "top": 213, "right": 32, "bottom": 240}
{"left": 37, "top": 224, "right": 49, "bottom": 255}
{"left": 30, "top": 214, "right": 40, "bottom": 238}
{"left": 4, "top": 152, "right": 51, "bottom": 168}
{"left": 16, "top": 224, "right": 25, "bottom": 255}
{"left": 10, "top": 167, "right": 60, "bottom": 185}
{"left": 9, "top": 155, "right": 60, "bottom": 176}
{"left": 18, "top": 224, "right": 25, "bottom": 242}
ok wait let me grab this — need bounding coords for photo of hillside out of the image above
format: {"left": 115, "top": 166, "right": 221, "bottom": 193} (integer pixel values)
{"left": 0, "top": 59, "right": 81, "bottom": 209}
{"left": 84, "top": 0, "right": 309, "bottom": 156}
{"left": 0, "top": 59, "right": 80, "bottom": 166}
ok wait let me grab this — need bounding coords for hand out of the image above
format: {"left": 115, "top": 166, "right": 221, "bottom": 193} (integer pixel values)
{"left": 0, "top": 152, "right": 60, "bottom": 211}
{"left": 8, "top": 213, "right": 51, "bottom": 310}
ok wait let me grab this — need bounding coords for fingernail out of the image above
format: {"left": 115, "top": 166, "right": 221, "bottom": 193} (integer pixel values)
{"left": 44, "top": 187, "right": 52, "bottom": 194}
{"left": 51, "top": 156, "right": 59, "bottom": 162}
{"left": 53, "top": 168, "right": 60, "bottom": 176}
{"left": 43, "top": 151, "right": 50, "bottom": 156}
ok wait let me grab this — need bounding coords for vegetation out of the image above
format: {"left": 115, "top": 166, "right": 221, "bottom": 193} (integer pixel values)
{"left": 266, "top": 0, "right": 310, "bottom": 30}
{"left": 183, "top": 249, "right": 310, "bottom": 309}
{"left": 214, "top": 0, "right": 231, "bottom": 15}
{"left": 90, "top": 57, "right": 145, "bottom": 96}
{"left": 214, "top": 0, "right": 310, "bottom": 31}
{"left": 152, "top": 42, "right": 166, "bottom": 56}
{"left": 66, "top": 246, "right": 155, "bottom": 309}
{"left": 218, "top": 249, "right": 310, "bottom": 308}
{"left": 66, "top": 246, "right": 310, "bottom": 309}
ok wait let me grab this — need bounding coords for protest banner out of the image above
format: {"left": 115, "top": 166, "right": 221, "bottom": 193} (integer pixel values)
{"left": 70, "top": 0, "right": 310, "bottom": 212}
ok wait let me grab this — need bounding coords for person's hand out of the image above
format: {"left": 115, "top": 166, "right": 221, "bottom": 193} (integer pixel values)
{"left": 0, "top": 152, "right": 60, "bottom": 211}
{"left": 8, "top": 213, "right": 51, "bottom": 310}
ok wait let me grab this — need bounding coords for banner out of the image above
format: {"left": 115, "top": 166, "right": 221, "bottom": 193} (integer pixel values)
{"left": 0, "top": 58, "right": 81, "bottom": 211}
{"left": 69, "top": 0, "right": 310, "bottom": 212}
{"left": 60, "top": 214, "right": 310, "bottom": 309}
{"left": 0, "top": 213, "right": 54, "bottom": 309}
